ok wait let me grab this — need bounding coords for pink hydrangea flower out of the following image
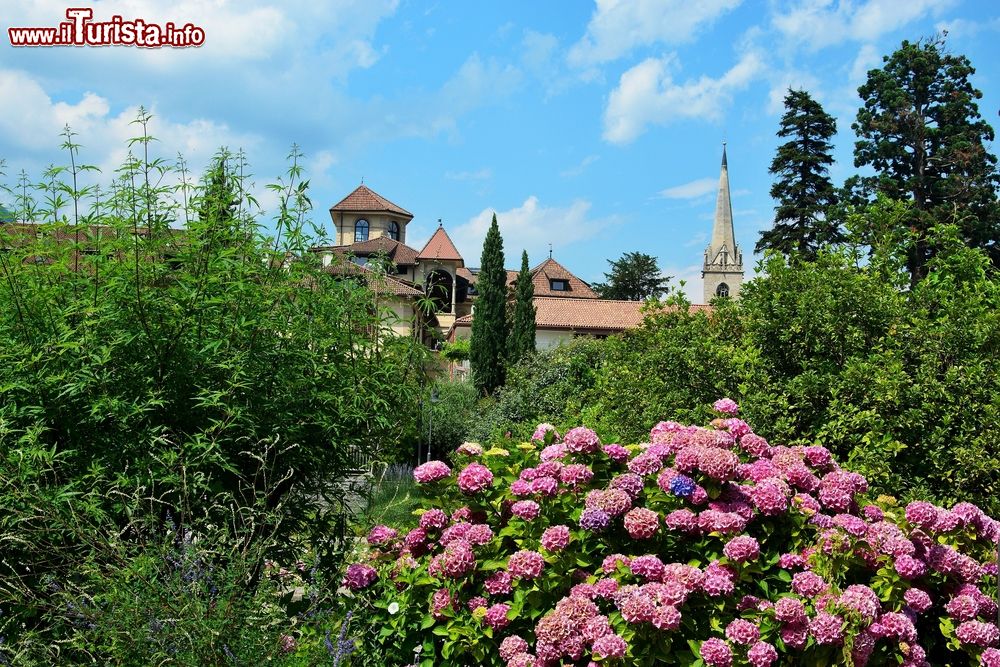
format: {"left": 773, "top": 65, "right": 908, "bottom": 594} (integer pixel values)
{"left": 623, "top": 507, "right": 659, "bottom": 539}
{"left": 342, "top": 563, "right": 377, "bottom": 590}
{"left": 774, "top": 597, "right": 808, "bottom": 624}
{"left": 563, "top": 426, "right": 601, "bottom": 453}
{"left": 560, "top": 463, "right": 594, "bottom": 487}
{"left": 725, "top": 619, "right": 760, "bottom": 645}
{"left": 413, "top": 460, "right": 451, "bottom": 483}
{"left": 366, "top": 524, "right": 398, "bottom": 546}
{"left": 791, "top": 571, "right": 828, "bottom": 598}
{"left": 713, "top": 398, "right": 740, "bottom": 415}
{"left": 484, "top": 603, "right": 511, "bottom": 630}
{"left": 456, "top": 462, "right": 493, "bottom": 494}
{"left": 747, "top": 641, "right": 778, "bottom": 667}
{"left": 810, "top": 612, "right": 845, "bottom": 645}
{"left": 723, "top": 535, "right": 760, "bottom": 563}
{"left": 418, "top": 508, "right": 448, "bottom": 531}
{"left": 508, "top": 550, "right": 545, "bottom": 579}
{"left": 603, "top": 443, "right": 629, "bottom": 461}
{"left": 592, "top": 633, "right": 628, "bottom": 659}
{"left": 484, "top": 569, "right": 513, "bottom": 596}
{"left": 956, "top": 620, "right": 1000, "bottom": 647}
{"left": 440, "top": 539, "right": 476, "bottom": 578}
{"left": 531, "top": 423, "right": 560, "bottom": 443}
{"left": 904, "top": 588, "right": 933, "bottom": 613}
{"left": 499, "top": 635, "right": 529, "bottom": 661}
{"left": 700, "top": 637, "right": 733, "bottom": 666}
{"left": 511, "top": 500, "right": 541, "bottom": 521}
{"left": 629, "top": 554, "right": 664, "bottom": 581}
{"left": 541, "top": 525, "right": 571, "bottom": 552}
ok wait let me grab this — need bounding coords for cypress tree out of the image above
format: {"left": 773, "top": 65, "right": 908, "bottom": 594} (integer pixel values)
{"left": 852, "top": 36, "right": 1000, "bottom": 283}
{"left": 509, "top": 250, "right": 536, "bottom": 364}
{"left": 469, "top": 214, "right": 507, "bottom": 395}
{"left": 756, "top": 89, "right": 841, "bottom": 259}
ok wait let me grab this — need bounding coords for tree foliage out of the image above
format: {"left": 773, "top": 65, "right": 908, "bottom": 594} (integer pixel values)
{"left": 0, "top": 116, "right": 428, "bottom": 661}
{"left": 508, "top": 250, "right": 536, "bottom": 364}
{"left": 593, "top": 251, "right": 670, "bottom": 301}
{"left": 757, "top": 89, "right": 842, "bottom": 258}
{"left": 469, "top": 214, "right": 508, "bottom": 395}
{"left": 852, "top": 36, "right": 1000, "bottom": 283}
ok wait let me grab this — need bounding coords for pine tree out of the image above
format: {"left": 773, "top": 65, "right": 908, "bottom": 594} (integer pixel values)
{"left": 852, "top": 36, "right": 1000, "bottom": 283}
{"left": 757, "top": 89, "right": 842, "bottom": 259}
{"left": 508, "top": 250, "right": 536, "bottom": 364}
{"left": 593, "top": 252, "right": 670, "bottom": 300}
{"left": 469, "top": 214, "right": 507, "bottom": 395}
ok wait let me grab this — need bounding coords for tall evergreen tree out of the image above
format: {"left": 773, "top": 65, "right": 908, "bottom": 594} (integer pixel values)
{"left": 756, "top": 89, "right": 842, "bottom": 258}
{"left": 852, "top": 36, "right": 1000, "bottom": 283}
{"left": 508, "top": 250, "right": 536, "bottom": 364}
{"left": 593, "top": 251, "right": 670, "bottom": 300}
{"left": 469, "top": 214, "right": 507, "bottom": 395}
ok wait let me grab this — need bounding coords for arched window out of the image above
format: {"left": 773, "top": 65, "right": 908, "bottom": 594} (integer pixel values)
{"left": 354, "top": 219, "right": 369, "bottom": 243}
{"left": 387, "top": 220, "right": 400, "bottom": 241}
{"left": 716, "top": 282, "right": 730, "bottom": 298}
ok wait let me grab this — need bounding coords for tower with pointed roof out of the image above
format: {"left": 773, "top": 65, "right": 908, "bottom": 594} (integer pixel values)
{"left": 329, "top": 184, "right": 413, "bottom": 247}
{"left": 702, "top": 144, "right": 744, "bottom": 302}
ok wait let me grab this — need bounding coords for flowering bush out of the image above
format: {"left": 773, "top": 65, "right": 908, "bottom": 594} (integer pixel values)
{"left": 345, "top": 401, "right": 1000, "bottom": 666}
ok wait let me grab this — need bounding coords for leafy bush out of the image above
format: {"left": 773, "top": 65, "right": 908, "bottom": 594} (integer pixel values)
{"left": 0, "top": 118, "right": 428, "bottom": 659}
{"left": 425, "top": 380, "right": 481, "bottom": 460}
{"left": 346, "top": 402, "right": 1000, "bottom": 666}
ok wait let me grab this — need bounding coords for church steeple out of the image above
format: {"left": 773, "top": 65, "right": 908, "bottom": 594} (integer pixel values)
{"left": 702, "top": 143, "right": 744, "bottom": 302}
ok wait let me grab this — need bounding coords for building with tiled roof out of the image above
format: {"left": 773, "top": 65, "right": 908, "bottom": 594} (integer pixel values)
{"left": 328, "top": 184, "right": 414, "bottom": 248}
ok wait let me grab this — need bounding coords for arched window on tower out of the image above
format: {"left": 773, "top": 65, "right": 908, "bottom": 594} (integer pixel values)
{"left": 716, "top": 282, "right": 730, "bottom": 298}
{"left": 387, "top": 220, "right": 400, "bottom": 241}
{"left": 354, "top": 219, "right": 369, "bottom": 243}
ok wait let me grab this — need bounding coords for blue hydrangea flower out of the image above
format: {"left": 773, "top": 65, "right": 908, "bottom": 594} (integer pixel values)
{"left": 669, "top": 475, "right": 696, "bottom": 498}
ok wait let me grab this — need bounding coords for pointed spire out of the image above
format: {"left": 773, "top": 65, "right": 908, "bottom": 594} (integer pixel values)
{"left": 706, "top": 143, "right": 740, "bottom": 269}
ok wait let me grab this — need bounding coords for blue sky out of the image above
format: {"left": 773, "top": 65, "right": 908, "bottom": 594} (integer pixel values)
{"left": 1, "top": 0, "right": 998, "bottom": 300}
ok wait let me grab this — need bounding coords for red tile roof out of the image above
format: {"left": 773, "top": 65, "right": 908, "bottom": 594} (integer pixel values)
{"left": 502, "top": 257, "right": 598, "bottom": 298}
{"left": 330, "top": 184, "right": 413, "bottom": 218}
{"left": 314, "top": 236, "right": 420, "bottom": 266}
{"left": 451, "top": 299, "right": 712, "bottom": 335}
{"left": 322, "top": 260, "right": 423, "bottom": 296}
{"left": 418, "top": 226, "right": 464, "bottom": 262}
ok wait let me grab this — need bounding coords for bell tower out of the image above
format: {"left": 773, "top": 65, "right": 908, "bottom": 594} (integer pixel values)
{"left": 702, "top": 143, "right": 743, "bottom": 301}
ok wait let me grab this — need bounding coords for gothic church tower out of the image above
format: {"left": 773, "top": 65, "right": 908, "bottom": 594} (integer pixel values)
{"left": 702, "top": 144, "right": 743, "bottom": 301}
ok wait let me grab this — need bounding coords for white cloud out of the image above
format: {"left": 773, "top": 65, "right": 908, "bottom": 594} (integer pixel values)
{"left": 659, "top": 177, "right": 717, "bottom": 200}
{"left": 603, "top": 51, "right": 764, "bottom": 144}
{"left": 660, "top": 263, "right": 706, "bottom": 302}
{"left": 568, "top": 0, "right": 742, "bottom": 66}
{"left": 772, "top": 0, "right": 956, "bottom": 50}
{"left": 450, "top": 196, "right": 616, "bottom": 266}
{"left": 765, "top": 69, "right": 824, "bottom": 114}
{"left": 850, "top": 44, "right": 882, "bottom": 83}
{"left": 560, "top": 154, "right": 599, "bottom": 178}
{"left": 936, "top": 17, "right": 1000, "bottom": 39}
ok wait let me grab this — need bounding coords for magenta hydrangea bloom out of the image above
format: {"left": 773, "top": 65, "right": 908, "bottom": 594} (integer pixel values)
{"left": 725, "top": 619, "right": 760, "bottom": 645}
{"left": 418, "top": 508, "right": 448, "bottom": 531}
{"left": 499, "top": 635, "right": 529, "bottom": 661}
{"left": 713, "top": 398, "right": 740, "bottom": 415}
{"left": 747, "top": 641, "right": 778, "bottom": 667}
{"left": 508, "top": 550, "right": 545, "bottom": 579}
{"left": 531, "top": 423, "right": 560, "bottom": 443}
{"left": 982, "top": 648, "right": 1000, "bottom": 667}
{"left": 563, "top": 426, "right": 601, "bottom": 453}
{"left": 484, "top": 569, "right": 513, "bottom": 596}
{"left": 791, "top": 571, "right": 828, "bottom": 598}
{"left": 810, "top": 612, "right": 845, "bottom": 645}
{"left": 623, "top": 507, "right": 659, "bottom": 539}
{"left": 413, "top": 460, "right": 451, "bottom": 483}
{"left": 904, "top": 587, "right": 933, "bottom": 613}
{"left": 541, "top": 525, "right": 571, "bottom": 552}
{"left": 366, "top": 524, "right": 398, "bottom": 546}
{"left": 511, "top": 500, "right": 541, "bottom": 521}
{"left": 456, "top": 462, "right": 493, "bottom": 494}
{"left": 723, "top": 535, "right": 760, "bottom": 563}
{"left": 629, "top": 554, "right": 664, "bottom": 581}
{"left": 440, "top": 539, "right": 476, "bottom": 578}
{"left": 592, "top": 633, "right": 627, "bottom": 659}
{"left": 956, "top": 620, "right": 1000, "bottom": 647}
{"left": 700, "top": 637, "right": 734, "bottom": 666}
{"left": 484, "top": 603, "right": 511, "bottom": 630}
{"left": 342, "top": 563, "right": 377, "bottom": 590}
{"left": 602, "top": 443, "right": 629, "bottom": 461}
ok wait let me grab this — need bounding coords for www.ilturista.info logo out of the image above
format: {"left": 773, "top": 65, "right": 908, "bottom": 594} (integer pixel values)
{"left": 8, "top": 8, "right": 205, "bottom": 48}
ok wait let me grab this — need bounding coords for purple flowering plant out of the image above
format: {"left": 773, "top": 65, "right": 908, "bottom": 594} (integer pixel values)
{"left": 345, "top": 402, "right": 1000, "bottom": 666}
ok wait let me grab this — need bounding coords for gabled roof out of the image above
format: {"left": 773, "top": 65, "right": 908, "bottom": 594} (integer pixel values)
{"left": 322, "top": 260, "right": 423, "bottom": 297}
{"left": 418, "top": 226, "right": 464, "bottom": 263}
{"left": 330, "top": 184, "right": 413, "bottom": 218}
{"left": 318, "top": 236, "right": 420, "bottom": 266}
{"left": 450, "top": 300, "right": 713, "bottom": 336}
{"left": 509, "top": 257, "right": 599, "bottom": 299}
